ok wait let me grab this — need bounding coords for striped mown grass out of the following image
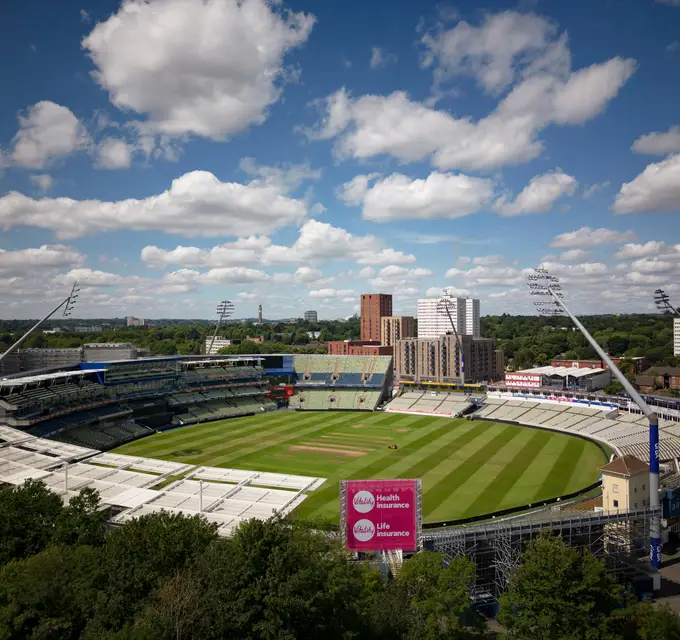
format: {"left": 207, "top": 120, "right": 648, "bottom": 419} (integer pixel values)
{"left": 113, "top": 411, "right": 608, "bottom": 524}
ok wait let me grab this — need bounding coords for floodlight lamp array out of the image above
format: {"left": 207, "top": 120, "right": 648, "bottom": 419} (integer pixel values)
{"left": 216, "top": 300, "right": 235, "bottom": 320}
{"left": 654, "top": 288, "right": 679, "bottom": 316}
{"left": 63, "top": 282, "right": 80, "bottom": 317}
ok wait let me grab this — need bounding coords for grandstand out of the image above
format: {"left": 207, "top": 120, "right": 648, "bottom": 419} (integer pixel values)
{"left": 385, "top": 390, "right": 474, "bottom": 417}
{"left": 470, "top": 396, "right": 680, "bottom": 463}
{"left": 0, "top": 425, "right": 325, "bottom": 537}
{"left": 290, "top": 354, "right": 392, "bottom": 410}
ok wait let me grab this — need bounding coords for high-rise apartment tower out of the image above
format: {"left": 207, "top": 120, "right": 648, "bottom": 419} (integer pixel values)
{"left": 360, "top": 294, "right": 393, "bottom": 342}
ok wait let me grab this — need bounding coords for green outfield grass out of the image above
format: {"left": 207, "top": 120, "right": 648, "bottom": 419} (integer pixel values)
{"left": 113, "top": 411, "right": 608, "bottom": 524}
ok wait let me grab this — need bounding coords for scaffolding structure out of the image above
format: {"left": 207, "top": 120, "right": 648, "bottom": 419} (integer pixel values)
{"left": 423, "top": 506, "right": 658, "bottom": 598}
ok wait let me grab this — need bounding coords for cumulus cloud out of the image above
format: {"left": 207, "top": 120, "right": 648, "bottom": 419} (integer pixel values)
{"left": 309, "top": 288, "right": 354, "bottom": 298}
{"left": 493, "top": 170, "right": 576, "bottom": 216}
{"left": 615, "top": 241, "right": 668, "bottom": 260}
{"left": 0, "top": 245, "right": 84, "bottom": 276}
{"left": 239, "top": 156, "right": 321, "bottom": 193}
{"left": 141, "top": 219, "right": 415, "bottom": 268}
{"left": 370, "top": 47, "right": 397, "bottom": 69}
{"left": 549, "top": 226, "right": 636, "bottom": 248}
{"left": 369, "top": 265, "right": 433, "bottom": 291}
{"left": 445, "top": 265, "right": 527, "bottom": 286}
{"left": 582, "top": 181, "right": 610, "bottom": 198}
{"left": 613, "top": 154, "right": 680, "bottom": 214}
{"left": 342, "top": 171, "right": 495, "bottom": 221}
{"left": 7, "top": 102, "right": 90, "bottom": 169}
{"left": 55, "top": 268, "right": 126, "bottom": 287}
{"left": 83, "top": 0, "right": 315, "bottom": 141}
{"left": 29, "top": 174, "right": 54, "bottom": 192}
{"left": 95, "top": 137, "right": 133, "bottom": 169}
{"left": 558, "top": 248, "right": 589, "bottom": 262}
{"left": 303, "top": 14, "right": 634, "bottom": 173}
{"left": 0, "top": 170, "right": 308, "bottom": 239}
{"left": 472, "top": 255, "right": 504, "bottom": 265}
{"left": 420, "top": 10, "right": 568, "bottom": 95}
{"left": 632, "top": 126, "right": 680, "bottom": 156}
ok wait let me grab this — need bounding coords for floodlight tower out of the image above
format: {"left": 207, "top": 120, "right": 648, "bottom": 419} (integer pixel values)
{"left": 0, "top": 282, "right": 80, "bottom": 365}
{"left": 527, "top": 269, "right": 662, "bottom": 576}
{"left": 207, "top": 300, "right": 234, "bottom": 356}
{"left": 436, "top": 291, "right": 465, "bottom": 385}
{"left": 654, "top": 289, "right": 680, "bottom": 316}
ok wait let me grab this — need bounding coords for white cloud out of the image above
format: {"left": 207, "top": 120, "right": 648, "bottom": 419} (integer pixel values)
{"left": 358, "top": 267, "right": 375, "bottom": 278}
{"left": 8, "top": 102, "right": 90, "bottom": 169}
{"left": 558, "top": 249, "right": 589, "bottom": 262}
{"left": 337, "top": 173, "right": 381, "bottom": 206}
{"left": 632, "top": 126, "right": 680, "bottom": 156}
{"left": 369, "top": 266, "right": 433, "bottom": 292}
{"left": 582, "top": 181, "right": 610, "bottom": 198}
{"left": 239, "top": 157, "right": 321, "bottom": 193}
{"left": 55, "top": 268, "right": 126, "bottom": 287}
{"left": 272, "top": 266, "right": 327, "bottom": 286}
{"left": 309, "top": 288, "right": 354, "bottom": 298}
{"left": 370, "top": 47, "right": 397, "bottom": 70}
{"left": 0, "top": 245, "right": 84, "bottom": 275}
{"left": 304, "top": 27, "right": 634, "bottom": 172}
{"left": 493, "top": 170, "right": 576, "bottom": 216}
{"left": 630, "top": 257, "right": 677, "bottom": 274}
{"left": 141, "top": 219, "right": 415, "bottom": 268}
{"left": 615, "top": 241, "right": 668, "bottom": 260}
{"left": 453, "top": 256, "right": 471, "bottom": 267}
{"left": 549, "top": 226, "right": 636, "bottom": 248}
{"left": 345, "top": 171, "right": 495, "bottom": 221}
{"left": 83, "top": 0, "right": 314, "bottom": 141}
{"left": 0, "top": 170, "right": 308, "bottom": 239}
{"left": 29, "top": 174, "right": 54, "bottom": 192}
{"left": 420, "top": 10, "right": 567, "bottom": 94}
{"left": 613, "top": 154, "right": 680, "bottom": 214}
{"left": 426, "top": 286, "right": 472, "bottom": 297}
{"left": 237, "top": 291, "right": 259, "bottom": 300}
{"left": 95, "top": 137, "right": 133, "bottom": 169}
{"left": 472, "top": 255, "right": 504, "bottom": 265}
{"left": 445, "top": 265, "right": 526, "bottom": 286}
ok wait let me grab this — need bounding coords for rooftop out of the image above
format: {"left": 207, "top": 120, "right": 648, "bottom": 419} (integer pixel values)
{"left": 600, "top": 455, "right": 649, "bottom": 477}
{"left": 514, "top": 366, "right": 609, "bottom": 378}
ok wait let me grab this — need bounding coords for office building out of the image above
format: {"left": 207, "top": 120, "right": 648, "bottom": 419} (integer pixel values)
{"left": 675, "top": 318, "right": 680, "bottom": 357}
{"left": 380, "top": 316, "right": 416, "bottom": 347}
{"left": 360, "top": 293, "right": 392, "bottom": 342}
{"left": 304, "top": 310, "right": 318, "bottom": 323}
{"left": 204, "top": 337, "right": 235, "bottom": 355}
{"left": 394, "top": 334, "right": 501, "bottom": 384}
{"left": 417, "top": 296, "right": 480, "bottom": 339}
{"left": 126, "top": 316, "right": 145, "bottom": 327}
{"left": 327, "top": 340, "right": 393, "bottom": 356}
{"left": 83, "top": 343, "right": 138, "bottom": 362}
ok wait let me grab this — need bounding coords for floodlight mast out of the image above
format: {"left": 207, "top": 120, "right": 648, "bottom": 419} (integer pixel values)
{"left": 527, "top": 269, "right": 661, "bottom": 573}
{"left": 207, "top": 300, "right": 234, "bottom": 356}
{"left": 436, "top": 292, "right": 465, "bottom": 385}
{"left": 654, "top": 289, "right": 680, "bottom": 316}
{"left": 0, "top": 283, "right": 80, "bottom": 365}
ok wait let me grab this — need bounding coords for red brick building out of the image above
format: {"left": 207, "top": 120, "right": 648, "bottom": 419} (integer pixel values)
{"left": 360, "top": 294, "right": 392, "bottom": 342}
{"left": 551, "top": 357, "right": 648, "bottom": 373}
{"left": 327, "top": 340, "right": 393, "bottom": 356}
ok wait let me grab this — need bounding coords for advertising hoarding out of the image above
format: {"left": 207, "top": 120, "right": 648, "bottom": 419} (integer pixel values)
{"left": 341, "top": 478, "right": 422, "bottom": 552}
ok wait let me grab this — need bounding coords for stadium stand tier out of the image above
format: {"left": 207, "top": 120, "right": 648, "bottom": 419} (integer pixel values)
{"left": 0, "top": 425, "right": 325, "bottom": 537}
{"left": 385, "top": 391, "right": 474, "bottom": 417}
{"left": 289, "top": 354, "right": 392, "bottom": 410}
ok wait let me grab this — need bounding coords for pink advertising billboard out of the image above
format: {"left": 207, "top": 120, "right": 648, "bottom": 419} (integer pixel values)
{"left": 341, "top": 478, "right": 422, "bottom": 552}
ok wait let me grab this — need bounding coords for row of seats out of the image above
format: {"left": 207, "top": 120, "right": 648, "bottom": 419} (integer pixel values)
{"left": 472, "top": 398, "right": 680, "bottom": 463}
{"left": 174, "top": 396, "right": 276, "bottom": 426}
{"left": 289, "top": 388, "right": 382, "bottom": 411}
{"left": 385, "top": 391, "right": 472, "bottom": 417}
{"left": 53, "top": 421, "right": 151, "bottom": 450}
{"left": 1, "top": 381, "right": 109, "bottom": 412}
{"left": 292, "top": 355, "right": 391, "bottom": 387}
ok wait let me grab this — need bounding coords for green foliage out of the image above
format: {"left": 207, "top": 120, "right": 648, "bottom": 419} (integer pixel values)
{"left": 53, "top": 488, "right": 106, "bottom": 548}
{"left": 482, "top": 314, "right": 677, "bottom": 369}
{"left": 498, "top": 533, "right": 624, "bottom": 640}
{"left": 0, "top": 479, "right": 63, "bottom": 566}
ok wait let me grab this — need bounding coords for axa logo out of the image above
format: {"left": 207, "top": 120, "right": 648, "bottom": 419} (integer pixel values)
{"left": 353, "top": 519, "right": 375, "bottom": 542}
{"left": 353, "top": 490, "right": 375, "bottom": 513}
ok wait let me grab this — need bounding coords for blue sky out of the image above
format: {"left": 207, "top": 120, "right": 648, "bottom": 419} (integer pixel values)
{"left": 1, "top": 0, "right": 680, "bottom": 320}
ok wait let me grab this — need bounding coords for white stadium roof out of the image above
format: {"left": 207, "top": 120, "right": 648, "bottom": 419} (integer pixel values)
{"left": 0, "top": 369, "right": 108, "bottom": 387}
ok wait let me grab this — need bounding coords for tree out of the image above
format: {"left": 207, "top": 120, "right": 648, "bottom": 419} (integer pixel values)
{"left": 0, "top": 544, "right": 103, "bottom": 640}
{"left": 0, "top": 479, "right": 63, "bottom": 565}
{"left": 53, "top": 487, "right": 106, "bottom": 548}
{"left": 498, "top": 534, "right": 623, "bottom": 640}
{"left": 610, "top": 602, "right": 680, "bottom": 640}
{"left": 85, "top": 512, "right": 219, "bottom": 635}
{"left": 192, "top": 518, "right": 370, "bottom": 639}
{"left": 393, "top": 551, "right": 481, "bottom": 640}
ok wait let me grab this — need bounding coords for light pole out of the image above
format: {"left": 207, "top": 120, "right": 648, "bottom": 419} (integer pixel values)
{"left": 527, "top": 269, "right": 661, "bottom": 574}
{"left": 207, "top": 300, "right": 234, "bottom": 356}
{"left": 0, "top": 282, "right": 80, "bottom": 365}
{"left": 654, "top": 289, "right": 680, "bottom": 316}
{"left": 436, "top": 292, "right": 465, "bottom": 385}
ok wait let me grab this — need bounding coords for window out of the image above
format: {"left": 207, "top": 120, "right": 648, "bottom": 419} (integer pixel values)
{"left": 613, "top": 499, "right": 619, "bottom": 508}
{"left": 634, "top": 487, "right": 637, "bottom": 493}
{"left": 643, "top": 499, "right": 646, "bottom": 506}
{"left": 642, "top": 484, "right": 646, "bottom": 490}
{"left": 612, "top": 484, "right": 619, "bottom": 493}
